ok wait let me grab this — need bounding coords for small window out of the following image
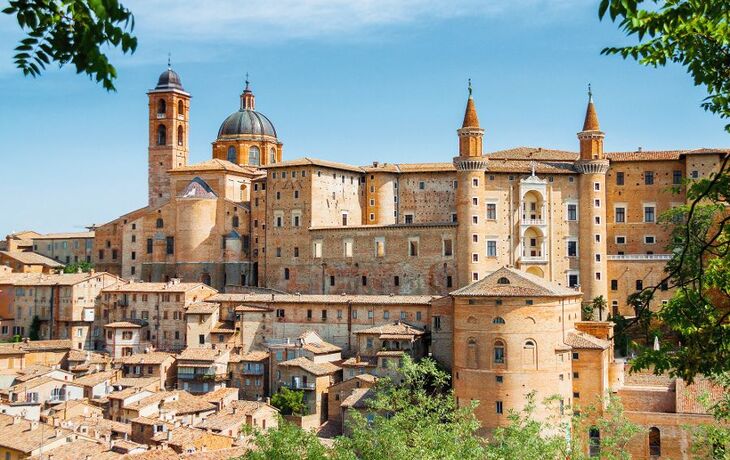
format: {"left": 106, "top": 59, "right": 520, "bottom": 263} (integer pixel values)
{"left": 492, "top": 317, "right": 505, "bottom": 324}
{"left": 616, "top": 171, "right": 624, "bottom": 185}
{"left": 645, "top": 235, "right": 655, "bottom": 244}
{"left": 644, "top": 206, "right": 656, "bottom": 223}
{"left": 644, "top": 171, "right": 654, "bottom": 185}
{"left": 636, "top": 280, "right": 643, "bottom": 291}
{"left": 497, "top": 277, "right": 510, "bottom": 285}
{"left": 615, "top": 207, "right": 625, "bottom": 223}
{"left": 672, "top": 170, "right": 682, "bottom": 185}
{"left": 493, "top": 340, "right": 505, "bottom": 363}
{"left": 496, "top": 401, "right": 503, "bottom": 414}
{"left": 611, "top": 280, "right": 618, "bottom": 290}
{"left": 616, "top": 236, "right": 626, "bottom": 244}
{"left": 649, "top": 427, "right": 661, "bottom": 457}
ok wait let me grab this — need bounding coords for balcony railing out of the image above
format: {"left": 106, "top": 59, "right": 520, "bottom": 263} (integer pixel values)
{"left": 521, "top": 218, "right": 546, "bottom": 226}
{"left": 606, "top": 254, "right": 672, "bottom": 261}
{"left": 281, "top": 381, "right": 315, "bottom": 390}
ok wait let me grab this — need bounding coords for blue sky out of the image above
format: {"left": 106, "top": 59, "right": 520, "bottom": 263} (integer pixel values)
{"left": 0, "top": 0, "right": 726, "bottom": 236}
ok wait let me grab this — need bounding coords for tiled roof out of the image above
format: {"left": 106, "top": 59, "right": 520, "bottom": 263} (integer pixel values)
{"left": 27, "top": 439, "right": 115, "bottom": 460}
{"left": 237, "top": 350, "right": 270, "bottom": 362}
{"left": 105, "top": 321, "right": 142, "bottom": 328}
{"left": 565, "top": 331, "right": 610, "bottom": 350}
{"left": 340, "top": 387, "right": 375, "bottom": 409}
{"left": 487, "top": 147, "right": 579, "bottom": 161}
{"left": 262, "top": 157, "right": 364, "bottom": 173}
{"left": 103, "top": 281, "right": 209, "bottom": 293}
{"left": 19, "top": 339, "right": 73, "bottom": 351}
{"left": 169, "top": 158, "right": 260, "bottom": 175}
{"left": 0, "top": 250, "right": 63, "bottom": 267}
{"left": 340, "top": 356, "right": 377, "bottom": 367}
{"left": 0, "top": 418, "right": 74, "bottom": 453}
{"left": 606, "top": 148, "right": 730, "bottom": 162}
{"left": 210, "top": 321, "right": 236, "bottom": 333}
{"left": 301, "top": 340, "right": 341, "bottom": 354}
{"left": 115, "top": 376, "right": 160, "bottom": 389}
{"left": 376, "top": 350, "right": 406, "bottom": 357}
{"left": 151, "top": 425, "right": 208, "bottom": 447}
{"left": 485, "top": 159, "right": 577, "bottom": 174}
{"left": 354, "top": 321, "right": 424, "bottom": 337}
{"left": 177, "top": 347, "right": 226, "bottom": 362}
{"left": 231, "top": 399, "right": 279, "bottom": 415}
{"left": 210, "top": 293, "right": 437, "bottom": 305}
{"left": 73, "top": 370, "right": 117, "bottom": 387}
{"left": 197, "top": 401, "right": 276, "bottom": 431}
{"left": 278, "top": 357, "right": 341, "bottom": 376}
{"left": 185, "top": 302, "right": 219, "bottom": 314}
{"left": 33, "top": 231, "right": 95, "bottom": 240}
{"left": 450, "top": 266, "right": 581, "bottom": 297}
{"left": 12, "top": 273, "right": 109, "bottom": 286}
{"left": 108, "top": 387, "right": 151, "bottom": 401}
{"left": 161, "top": 393, "right": 215, "bottom": 415}
{"left": 234, "top": 304, "right": 272, "bottom": 312}
{"left": 117, "top": 351, "right": 174, "bottom": 365}
{"left": 125, "top": 391, "right": 178, "bottom": 410}
{"left": 201, "top": 387, "right": 239, "bottom": 403}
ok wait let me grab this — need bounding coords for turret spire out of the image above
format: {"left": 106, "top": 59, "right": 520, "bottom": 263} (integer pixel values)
{"left": 582, "top": 83, "right": 600, "bottom": 131}
{"left": 462, "top": 79, "right": 480, "bottom": 129}
{"left": 240, "top": 74, "right": 255, "bottom": 111}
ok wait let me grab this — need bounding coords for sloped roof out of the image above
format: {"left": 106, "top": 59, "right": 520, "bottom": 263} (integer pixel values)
{"left": 262, "top": 157, "right": 364, "bottom": 173}
{"left": 117, "top": 351, "right": 174, "bottom": 365}
{"left": 341, "top": 387, "right": 375, "bottom": 409}
{"left": 278, "top": 357, "right": 341, "bottom": 376}
{"left": 169, "top": 158, "right": 260, "bottom": 175}
{"left": 0, "top": 251, "right": 63, "bottom": 267}
{"left": 210, "top": 293, "right": 437, "bottom": 305}
{"left": 73, "top": 370, "right": 117, "bottom": 387}
{"left": 606, "top": 148, "right": 730, "bottom": 162}
{"left": 33, "top": 231, "right": 95, "bottom": 240}
{"left": 450, "top": 266, "right": 580, "bottom": 297}
{"left": 103, "top": 281, "right": 208, "bottom": 293}
{"left": 105, "top": 321, "right": 142, "bottom": 328}
{"left": 12, "top": 273, "right": 107, "bottom": 286}
{"left": 565, "top": 331, "right": 610, "bottom": 350}
{"left": 185, "top": 302, "right": 219, "bottom": 314}
{"left": 354, "top": 321, "right": 424, "bottom": 337}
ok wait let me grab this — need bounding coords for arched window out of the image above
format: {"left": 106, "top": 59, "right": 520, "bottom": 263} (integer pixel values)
{"left": 249, "top": 146, "right": 261, "bottom": 166}
{"left": 493, "top": 340, "right": 505, "bottom": 364}
{"left": 227, "top": 146, "right": 237, "bottom": 163}
{"left": 157, "top": 99, "right": 166, "bottom": 115}
{"left": 232, "top": 215, "right": 239, "bottom": 228}
{"left": 523, "top": 340, "right": 537, "bottom": 369}
{"left": 649, "top": 427, "right": 660, "bottom": 457}
{"left": 589, "top": 428, "right": 600, "bottom": 457}
{"left": 156, "top": 218, "right": 164, "bottom": 228}
{"left": 177, "top": 100, "right": 184, "bottom": 116}
{"left": 492, "top": 317, "right": 505, "bottom": 324}
{"left": 467, "top": 337, "right": 478, "bottom": 368}
{"left": 497, "top": 277, "right": 510, "bottom": 285}
{"left": 177, "top": 126, "right": 184, "bottom": 146}
{"left": 157, "top": 125, "right": 166, "bottom": 145}
{"left": 269, "top": 147, "right": 276, "bottom": 164}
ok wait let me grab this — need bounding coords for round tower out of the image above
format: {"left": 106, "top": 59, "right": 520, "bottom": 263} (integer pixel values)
{"left": 575, "top": 86, "right": 609, "bottom": 308}
{"left": 147, "top": 61, "right": 190, "bottom": 208}
{"left": 454, "top": 81, "right": 488, "bottom": 287}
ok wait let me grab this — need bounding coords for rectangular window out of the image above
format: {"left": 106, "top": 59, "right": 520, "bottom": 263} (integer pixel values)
{"left": 644, "top": 171, "right": 654, "bottom": 185}
{"left": 567, "top": 203, "right": 577, "bottom": 221}
{"left": 362, "top": 275, "right": 367, "bottom": 286}
{"left": 404, "top": 214, "right": 414, "bottom": 224}
{"left": 616, "top": 171, "right": 624, "bottom": 185}
{"left": 486, "top": 203, "right": 497, "bottom": 220}
{"left": 615, "top": 207, "right": 625, "bottom": 223}
{"left": 321, "top": 310, "right": 327, "bottom": 320}
{"left": 496, "top": 401, "right": 503, "bottom": 414}
{"left": 616, "top": 236, "right": 626, "bottom": 244}
{"left": 433, "top": 316, "right": 441, "bottom": 330}
{"left": 472, "top": 178, "right": 479, "bottom": 187}
{"left": 594, "top": 182, "right": 600, "bottom": 191}
{"left": 595, "top": 234, "right": 601, "bottom": 242}
{"left": 472, "top": 197, "right": 478, "bottom": 206}
{"left": 645, "top": 235, "right": 655, "bottom": 244}
{"left": 165, "top": 237, "right": 174, "bottom": 255}
{"left": 568, "top": 273, "right": 579, "bottom": 288}
{"left": 419, "top": 181, "right": 425, "bottom": 190}
{"left": 443, "top": 239, "right": 453, "bottom": 257}
{"left": 594, "top": 199, "right": 601, "bottom": 208}
{"left": 486, "top": 240, "right": 497, "bottom": 257}
{"left": 636, "top": 280, "right": 643, "bottom": 291}
{"left": 567, "top": 240, "right": 577, "bottom": 257}
{"left": 375, "top": 238, "right": 385, "bottom": 257}
{"left": 313, "top": 240, "right": 323, "bottom": 258}
{"left": 644, "top": 206, "right": 655, "bottom": 223}
{"left": 611, "top": 279, "right": 618, "bottom": 290}
{"left": 394, "top": 276, "right": 400, "bottom": 286}
{"left": 344, "top": 239, "right": 353, "bottom": 257}
{"left": 673, "top": 170, "right": 682, "bottom": 185}
{"left": 294, "top": 247, "right": 299, "bottom": 257}
{"left": 330, "top": 275, "right": 335, "bottom": 286}
{"left": 472, "top": 253, "right": 479, "bottom": 262}
{"left": 408, "top": 239, "right": 419, "bottom": 257}
{"left": 446, "top": 276, "right": 453, "bottom": 288}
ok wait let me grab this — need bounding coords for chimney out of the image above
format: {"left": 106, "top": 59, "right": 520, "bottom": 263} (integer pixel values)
{"left": 638, "top": 146, "right": 643, "bottom": 152}
{"left": 372, "top": 161, "right": 379, "bottom": 167}
{"left": 167, "top": 429, "right": 173, "bottom": 441}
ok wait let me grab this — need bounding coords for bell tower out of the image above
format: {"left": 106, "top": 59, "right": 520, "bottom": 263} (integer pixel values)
{"left": 147, "top": 60, "right": 190, "bottom": 208}
{"left": 454, "top": 80, "right": 488, "bottom": 287}
{"left": 575, "top": 85, "right": 608, "bottom": 308}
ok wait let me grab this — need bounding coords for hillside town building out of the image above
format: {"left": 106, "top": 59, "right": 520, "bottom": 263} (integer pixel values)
{"left": 0, "top": 67, "right": 727, "bottom": 459}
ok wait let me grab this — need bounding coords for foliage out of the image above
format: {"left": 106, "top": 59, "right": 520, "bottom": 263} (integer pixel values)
{"left": 241, "top": 418, "right": 331, "bottom": 460}
{"left": 28, "top": 315, "right": 41, "bottom": 341}
{"left": 600, "top": 0, "right": 730, "bottom": 386}
{"left": 63, "top": 261, "right": 94, "bottom": 273}
{"left": 485, "top": 392, "right": 568, "bottom": 460}
{"left": 270, "top": 386, "right": 307, "bottom": 416}
{"left": 581, "top": 301, "right": 595, "bottom": 321}
{"left": 570, "top": 393, "right": 645, "bottom": 460}
{"left": 334, "top": 356, "right": 485, "bottom": 460}
{"left": 3, "top": 0, "right": 137, "bottom": 91}
{"left": 688, "top": 372, "right": 730, "bottom": 459}
{"left": 599, "top": 0, "right": 730, "bottom": 133}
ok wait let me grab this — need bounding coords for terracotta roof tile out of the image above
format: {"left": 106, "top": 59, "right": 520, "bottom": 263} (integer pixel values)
{"left": 103, "top": 281, "right": 210, "bottom": 293}
{"left": 0, "top": 251, "right": 63, "bottom": 267}
{"left": 117, "top": 351, "right": 174, "bottom": 365}
{"left": 450, "top": 266, "right": 581, "bottom": 297}
{"left": 33, "top": 231, "right": 95, "bottom": 240}
{"left": 278, "top": 357, "right": 341, "bottom": 376}
{"left": 354, "top": 321, "right": 424, "bottom": 337}
{"left": 210, "top": 293, "right": 437, "bottom": 305}
{"left": 185, "top": 302, "right": 219, "bottom": 314}
{"left": 263, "top": 157, "right": 364, "bottom": 173}
{"left": 565, "top": 331, "right": 610, "bottom": 350}
{"left": 340, "top": 387, "right": 375, "bottom": 409}
{"left": 104, "top": 321, "right": 142, "bottom": 328}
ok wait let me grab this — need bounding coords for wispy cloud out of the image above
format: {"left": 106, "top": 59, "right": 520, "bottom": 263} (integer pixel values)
{"left": 128, "top": 0, "right": 584, "bottom": 43}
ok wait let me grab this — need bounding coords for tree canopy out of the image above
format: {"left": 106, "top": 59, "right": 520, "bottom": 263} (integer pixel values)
{"left": 3, "top": 0, "right": 137, "bottom": 91}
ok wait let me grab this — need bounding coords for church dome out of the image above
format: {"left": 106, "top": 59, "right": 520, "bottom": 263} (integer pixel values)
{"left": 218, "top": 110, "right": 277, "bottom": 138}
{"left": 155, "top": 68, "right": 185, "bottom": 91}
{"left": 217, "top": 80, "right": 277, "bottom": 139}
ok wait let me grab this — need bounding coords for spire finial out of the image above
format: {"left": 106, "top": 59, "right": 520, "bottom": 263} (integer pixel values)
{"left": 530, "top": 160, "right": 537, "bottom": 177}
{"left": 167, "top": 52, "right": 171, "bottom": 70}
{"left": 468, "top": 78, "right": 473, "bottom": 98}
{"left": 245, "top": 72, "right": 250, "bottom": 90}
{"left": 588, "top": 83, "right": 592, "bottom": 102}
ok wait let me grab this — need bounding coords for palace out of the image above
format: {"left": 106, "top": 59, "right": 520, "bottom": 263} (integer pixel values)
{"left": 0, "top": 67, "right": 725, "bottom": 459}
{"left": 94, "top": 67, "right": 725, "bottom": 318}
